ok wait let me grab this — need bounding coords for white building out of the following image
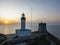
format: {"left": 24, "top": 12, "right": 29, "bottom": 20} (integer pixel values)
{"left": 16, "top": 13, "right": 32, "bottom": 37}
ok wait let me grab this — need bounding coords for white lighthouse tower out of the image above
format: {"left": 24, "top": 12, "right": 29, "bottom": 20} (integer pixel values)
{"left": 21, "top": 13, "right": 26, "bottom": 29}
{"left": 16, "top": 13, "right": 32, "bottom": 37}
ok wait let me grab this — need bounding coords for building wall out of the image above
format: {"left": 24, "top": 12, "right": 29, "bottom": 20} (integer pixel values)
{"left": 16, "top": 29, "right": 32, "bottom": 37}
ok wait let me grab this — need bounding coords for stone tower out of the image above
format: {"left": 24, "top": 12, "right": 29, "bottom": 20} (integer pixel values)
{"left": 38, "top": 23, "right": 47, "bottom": 36}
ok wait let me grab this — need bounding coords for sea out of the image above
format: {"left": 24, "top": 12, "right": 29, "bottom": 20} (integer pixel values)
{"left": 0, "top": 23, "right": 60, "bottom": 39}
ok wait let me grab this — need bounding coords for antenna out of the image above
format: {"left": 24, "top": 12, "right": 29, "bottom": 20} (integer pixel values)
{"left": 31, "top": 8, "right": 32, "bottom": 30}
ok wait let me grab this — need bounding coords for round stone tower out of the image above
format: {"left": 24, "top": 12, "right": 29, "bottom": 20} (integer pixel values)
{"left": 38, "top": 23, "right": 47, "bottom": 36}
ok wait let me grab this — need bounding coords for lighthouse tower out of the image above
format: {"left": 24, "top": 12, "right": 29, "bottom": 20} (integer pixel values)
{"left": 21, "top": 13, "right": 26, "bottom": 29}
{"left": 16, "top": 13, "right": 32, "bottom": 37}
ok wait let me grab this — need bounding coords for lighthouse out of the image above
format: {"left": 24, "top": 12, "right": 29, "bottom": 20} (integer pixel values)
{"left": 21, "top": 13, "right": 26, "bottom": 29}
{"left": 16, "top": 13, "right": 32, "bottom": 37}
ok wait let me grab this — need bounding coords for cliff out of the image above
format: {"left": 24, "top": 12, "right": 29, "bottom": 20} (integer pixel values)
{"left": 32, "top": 31, "right": 60, "bottom": 45}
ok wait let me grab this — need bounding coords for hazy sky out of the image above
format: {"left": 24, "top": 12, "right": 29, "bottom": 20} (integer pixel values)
{"left": 0, "top": 0, "right": 60, "bottom": 25}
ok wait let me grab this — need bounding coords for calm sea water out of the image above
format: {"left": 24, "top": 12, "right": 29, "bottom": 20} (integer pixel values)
{"left": 0, "top": 23, "right": 60, "bottom": 39}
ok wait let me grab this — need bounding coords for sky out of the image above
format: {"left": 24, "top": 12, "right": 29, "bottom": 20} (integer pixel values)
{"left": 0, "top": 0, "right": 60, "bottom": 25}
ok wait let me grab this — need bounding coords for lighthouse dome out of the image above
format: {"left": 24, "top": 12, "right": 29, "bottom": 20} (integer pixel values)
{"left": 21, "top": 17, "right": 26, "bottom": 20}
{"left": 21, "top": 13, "right": 26, "bottom": 20}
